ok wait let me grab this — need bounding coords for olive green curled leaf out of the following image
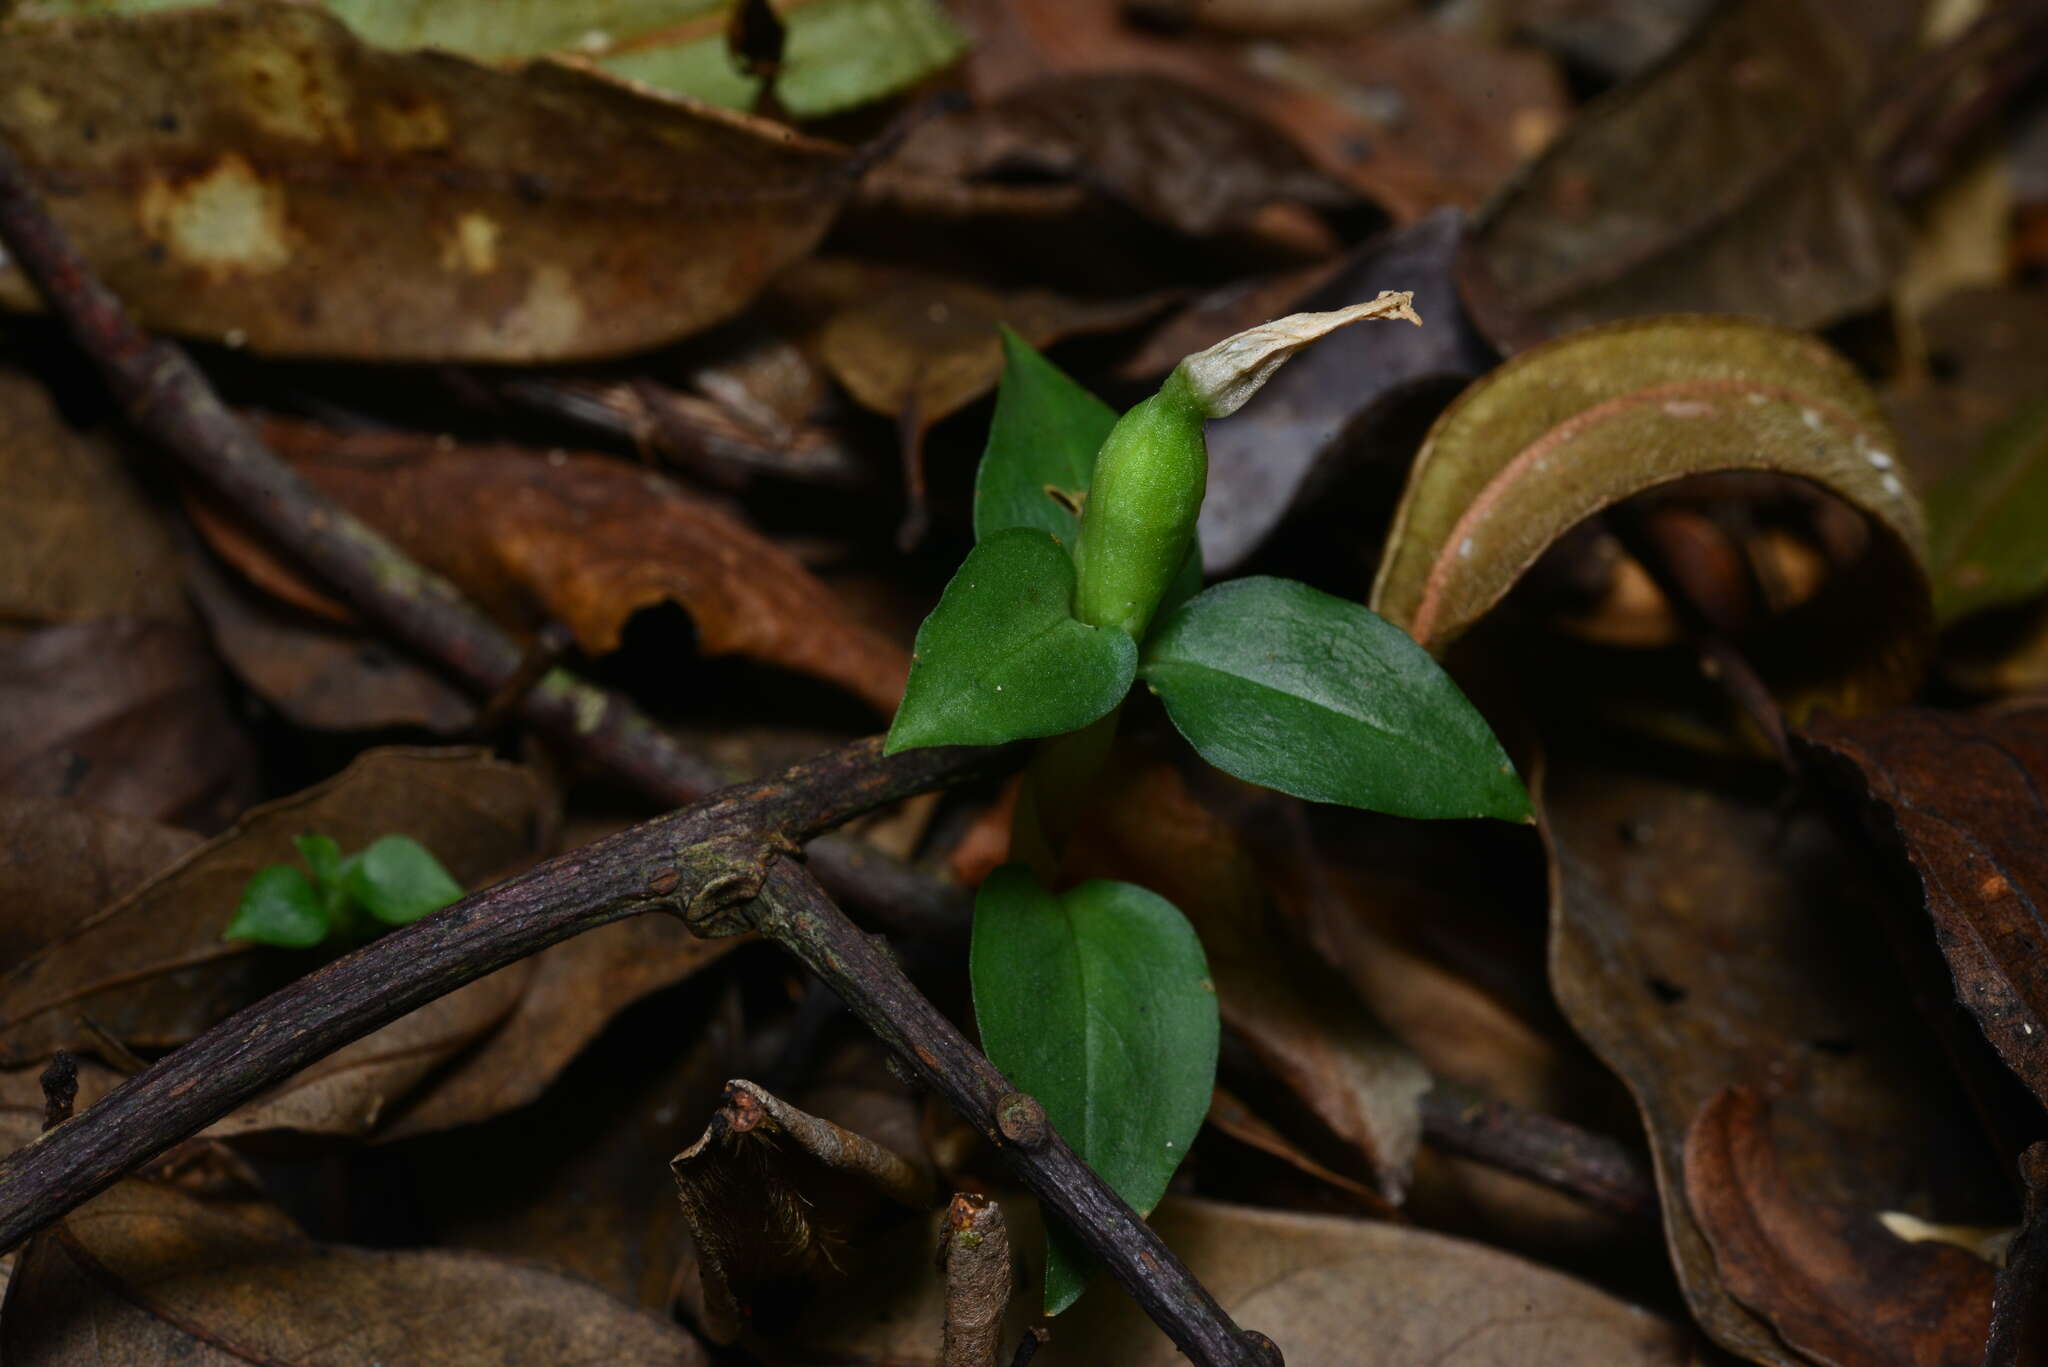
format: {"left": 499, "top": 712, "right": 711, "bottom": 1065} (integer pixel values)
{"left": 1141, "top": 577, "right": 1529, "bottom": 822}
{"left": 222, "top": 865, "right": 328, "bottom": 949}
{"left": 343, "top": 834, "right": 465, "bottom": 926}
{"left": 1370, "top": 315, "right": 1932, "bottom": 722}
{"left": 1927, "top": 399, "right": 2048, "bottom": 624}
{"left": 970, "top": 865, "right": 1218, "bottom": 1314}
{"left": 973, "top": 329, "right": 1118, "bottom": 548}
{"left": 885, "top": 530, "right": 1137, "bottom": 754}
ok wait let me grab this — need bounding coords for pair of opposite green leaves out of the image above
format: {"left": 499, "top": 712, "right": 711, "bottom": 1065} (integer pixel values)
{"left": 885, "top": 327, "right": 1530, "bottom": 1314}
{"left": 225, "top": 833, "right": 464, "bottom": 950}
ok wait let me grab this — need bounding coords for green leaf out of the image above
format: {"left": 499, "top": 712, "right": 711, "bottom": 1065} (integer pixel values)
{"left": 970, "top": 865, "right": 1218, "bottom": 1314}
{"left": 973, "top": 328, "right": 1119, "bottom": 548}
{"left": 1927, "top": 399, "right": 2048, "bottom": 623}
{"left": 292, "top": 833, "right": 344, "bottom": 890}
{"left": 1141, "top": 576, "right": 1530, "bottom": 821}
{"left": 885, "top": 529, "right": 1137, "bottom": 753}
{"left": 342, "top": 835, "right": 465, "bottom": 927}
{"left": 223, "top": 865, "right": 330, "bottom": 948}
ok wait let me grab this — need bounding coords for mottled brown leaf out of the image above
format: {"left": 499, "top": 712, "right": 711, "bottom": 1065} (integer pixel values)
{"left": 0, "top": 370, "right": 186, "bottom": 627}
{"left": 1801, "top": 706, "right": 2048, "bottom": 1110}
{"left": 1544, "top": 757, "right": 2010, "bottom": 1365}
{"left": 1461, "top": 0, "right": 1905, "bottom": 349}
{"left": 0, "top": 797, "right": 198, "bottom": 970}
{"left": 1684, "top": 1085, "right": 1994, "bottom": 1367}
{"left": 0, "top": 619, "right": 259, "bottom": 832}
{"left": 0, "top": 747, "right": 549, "bottom": 1066}
{"left": 195, "top": 420, "right": 910, "bottom": 714}
{"left": 1063, "top": 755, "right": 1429, "bottom": 1201}
{"left": 0, "top": 1, "right": 852, "bottom": 362}
{"left": 0, "top": 1177, "right": 708, "bottom": 1365}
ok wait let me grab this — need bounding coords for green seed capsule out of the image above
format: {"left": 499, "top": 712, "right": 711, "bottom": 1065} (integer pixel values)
{"left": 1071, "top": 291, "right": 1423, "bottom": 642}
{"left": 1073, "top": 367, "right": 1204, "bottom": 640}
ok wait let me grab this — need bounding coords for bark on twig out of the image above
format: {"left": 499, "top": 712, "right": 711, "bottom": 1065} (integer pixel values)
{"left": 942, "top": 1194, "right": 1011, "bottom": 1367}
{"left": 1420, "top": 1083, "right": 1657, "bottom": 1222}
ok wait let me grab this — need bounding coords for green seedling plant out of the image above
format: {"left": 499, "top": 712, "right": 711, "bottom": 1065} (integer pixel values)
{"left": 224, "top": 833, "right": 464, "bottom": 950}
{"left": 885, "top": 293, "right": 1533, "bottom": 1312}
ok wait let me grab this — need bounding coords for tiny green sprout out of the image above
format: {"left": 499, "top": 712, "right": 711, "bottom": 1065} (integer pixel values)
{"left": 886, "top": 296, "right": 1529, "bottom": 1315}
{"left": 224, "top": 833, "right": 464, "bottom": 950}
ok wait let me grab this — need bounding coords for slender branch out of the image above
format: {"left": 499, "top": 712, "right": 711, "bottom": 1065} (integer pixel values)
{"left": 754, "top": 860, "right": 1278, "bottom": 1367}
{"left": 1419, "top": 1083, "right": 1657, "bottom": 1223}
{"left": 0, "top": 128, "right": 958, "bottom": 937}
{"left": 0, "top": 738, "right": 989, "bottom": 1256}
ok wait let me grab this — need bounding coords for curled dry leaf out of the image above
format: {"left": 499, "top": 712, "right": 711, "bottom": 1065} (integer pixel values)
{"left": 0, "top": 619, "right": 260, "bottom": 833}
{"left": 1063, "top": 754, "right": 1430, "bottom": 1201}
{"left": 0, "top": 796, "right": 199, "bottom": 969}
{"left": 0, "top": 747, "right": 549, "bottom": 1066}
{"left": 1800, "top": 706, "right": 2048, "bottom": 1110}
{"left": 0, "top": 370, "right": 186, "bottom": 627}
{"left": 0, "top": 1, "right": 852, "bottom": 362}
{"left": 1371, "top": 315, "right": 1932, "bottom": 723}
{"left": 1986, "top": 1143, "right": 2048, "bottom": 1367}
{"left": 1196, "top": 208, "right": 1496, "bottom": 572}
{"left": 1460, "top": 0, "right": 1905, "bottom": 350}
{"left": 672, "top": 1077, "right": 937, "bottom": 1344}
{"left": 1683, "top": 1085, "right": 1994, "bottom": 1367}
{"left": 194, "top": 420, "right": 910, "bottom": 715}
{"left": 0, "top": 1177, "right": 709, "bottom": 1366}
{"left": 1542, "top": 756, "right": 2011, "bottom": 1366}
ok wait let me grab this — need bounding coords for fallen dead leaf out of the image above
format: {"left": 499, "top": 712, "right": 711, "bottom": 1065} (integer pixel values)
{"left": 0, "top": 1176, "right": 710, "bottom": 1365}
{"left": 0, "top": 1, "right": 853, "bottom": 362}
{"left": 191, "top": 420, "right": 910, "bottom": 714}
{"left": 1801, "top": 706, "right": 2048, "bottom": 1110}
{"left": 0, "top": 797, "right": 199, "bottom": 970}
{"left": 1460, "top": 0, "right": 1905, "bottom": 350}
{"left": 0, "top": 619, "right": 260, "bottom": 833}
{"left": 1684, "top": 1084, "right": 1995, "bottom": 1367}
{"left": 1543, "top": 753, "right": 2011, "bottom": 1366}
{"left": 0, "top": 370, "right": 186, "bottom": 627}
{"left": 0, "top": 747, "right": 550, "bottom": 1066}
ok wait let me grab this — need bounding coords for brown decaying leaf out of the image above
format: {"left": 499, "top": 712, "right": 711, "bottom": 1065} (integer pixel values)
{"left": 1371, "top": 316, "right": 1931, "bottom": 724}
{"left": 672, "top": 1077, "right": 937, "bottom": 1344}
{"left": 0, "top": 1, "right": 853, "bottom": 363}
{"left": 1986, "top": 1143, "right": 2048, "bottom": 1366}
{"left": 0, "top": 619, "right": 260, "bottom": 833}
{"left": 380, "top": 913, "right": 741, "bottom": 1139}
{"left": 878, "top": 71, "right": 1357, "bottom": 237}
{"left": 0, "top": 797, "right": 199, "bottom": 970}
{"left": 1460, "top": 0, "right": 1905, "bottom": 350}
{"left": 1543, "top": 756, "right": 2010, "bottom": 1367}
{"left": 1684, "top": 1085, "right": 1994, "bottom": 1367}
{"left": 182, "top": 539, "right": 479, "bottom": 736}
{"left": 1063, "top": 754, "right": 1429, "bottom": 1200}
{"left": 0, "top": 747, "right": 549, "bottom": 1067}
{"left": 786, "top": 1195, "right": 1697, "bottom": 1365}
{"left": 1800, "top": 707, "right": 2048, "bottom": 1110}
{"left": 0, "top": 1178, "right": 709, "bottom": 1365}
{"left": 0, "top": 370, "right": 187, "bottom": 627}
{"left": 192, "top": 420, "right": 910, "bottom": 715}
{"left": 949, "top": 1, "right": 1568, "bottom": 222}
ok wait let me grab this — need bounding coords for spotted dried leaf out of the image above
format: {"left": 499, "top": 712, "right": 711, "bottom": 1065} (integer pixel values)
{"left": 0, "top": 1, "right": 853, "bottom": 361}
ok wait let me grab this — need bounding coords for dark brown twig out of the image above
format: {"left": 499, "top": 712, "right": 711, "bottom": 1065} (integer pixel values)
{"left": 0, "top": 128, "right": 957, "bottom": 938}
{"left": 1419, "top": 1083, "right": 1657, "bottom": 1223}
{"left": 941, "top": 1193, "right": 1011, "bottom": 1367}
